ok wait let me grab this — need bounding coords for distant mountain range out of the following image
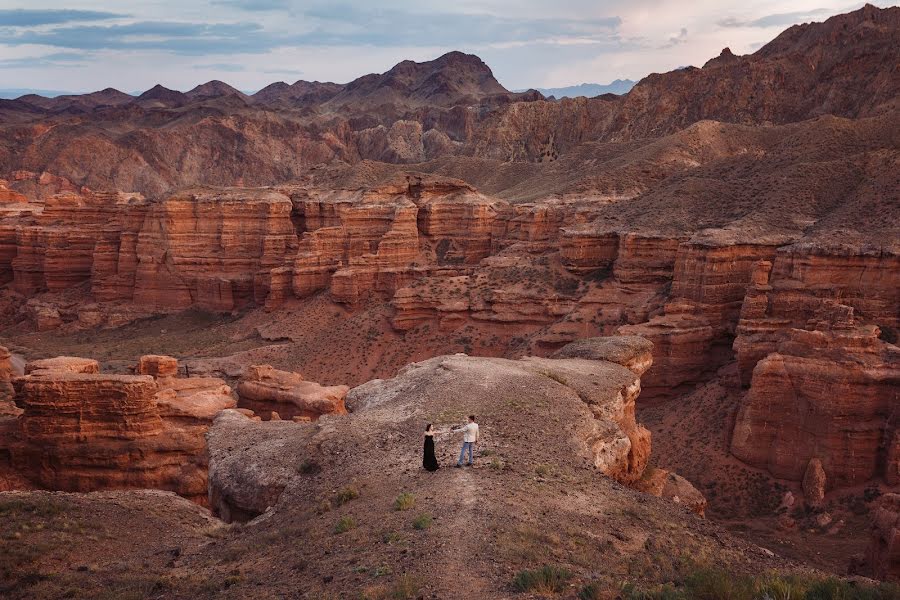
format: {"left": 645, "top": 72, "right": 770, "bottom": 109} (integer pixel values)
{"left": 0, "top": 88, "right": 77, "bottom": 99}
{"left": 516, "top": 80, "right": 636, "bottom": 98}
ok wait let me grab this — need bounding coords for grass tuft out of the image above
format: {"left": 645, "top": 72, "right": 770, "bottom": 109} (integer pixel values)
{"left": 512, "top": 565, "right": 572, "bottom": 594}
{"left": 411, "top": 514, "right": 432, "bottom": 530}
{"left": 394, "top": 493, "right": 415, "bottom": 512}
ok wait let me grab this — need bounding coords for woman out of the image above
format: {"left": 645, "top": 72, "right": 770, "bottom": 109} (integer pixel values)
{"left": 423, "top": 424, "right": 440, "bottom": 472}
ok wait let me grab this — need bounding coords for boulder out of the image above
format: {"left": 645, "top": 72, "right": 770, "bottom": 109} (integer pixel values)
{"left": 236, "top": 365, "right": 349, "bottom": 420}
{"left": 137, "top": 355, "right": 180, "bottom": 379}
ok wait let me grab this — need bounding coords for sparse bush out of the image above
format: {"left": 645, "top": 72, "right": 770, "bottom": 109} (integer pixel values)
{"left": 512, "top": 565, "right": 572, "bottom": 594}
{"left": 579, "top": 582, "right": 604, "bottom": 600}
{"left": 381, "top": 531, "right": 402, "bottom": 544}
{"left": 334, "top": 486, "right": 359, "bottom": 506}
{"left": 412, "top": 514, "right": 432, "bottom": 530}
{"left": 535, "top": 464, "right": 553, "bottom": 477}
{"left": 334, "top": 516, "right": 356, "bottom": 534}
{"left": 394, "top": 493, "right": 415, "bottom": 511}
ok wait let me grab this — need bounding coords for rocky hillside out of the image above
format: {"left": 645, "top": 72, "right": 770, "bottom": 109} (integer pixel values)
{"left": 0, "top": 6, "right": 896, "bottom": 196}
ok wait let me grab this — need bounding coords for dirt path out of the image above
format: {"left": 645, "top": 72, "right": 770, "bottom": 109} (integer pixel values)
{"left": 432, "top": 466, "right": 503, "bottom": 600}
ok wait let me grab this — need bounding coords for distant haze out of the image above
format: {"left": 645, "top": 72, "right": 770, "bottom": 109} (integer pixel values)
{"left": 517, "top": 80, "right": 636, "bottom": 98}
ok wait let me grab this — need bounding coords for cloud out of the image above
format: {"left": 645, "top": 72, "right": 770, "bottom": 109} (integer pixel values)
{"left": 3, "top": 21, "right": 276, "bottom": 55}
{"left": 211, "top": 0, "right": 292, "bottom": 10}
{"left": 0, "top": 9, "right": 124, "bottom": 26}
{"left": 294, "top": 6, "right": 622, "bottom": 47}
{"left": 0, "top": 52, "right": 89, "bottom": 69}
{"left": 661, "top": 27, "right": 688, "bottom": 48}
{"left": 192, "top": 63, "right": 247, "bottom": 73}
{"left": 192, "top": 63, "right": 247, "bottom": 72}
{"left": 718, "top": 8, "right": 831, "bottom": 28}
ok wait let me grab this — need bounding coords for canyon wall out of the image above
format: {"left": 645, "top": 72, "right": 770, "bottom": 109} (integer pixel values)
{"left": 8, "top": 355, "right": 236, "bottom": 504}
{"left": 0, "top": 179, "right": 897, "bottom": 500}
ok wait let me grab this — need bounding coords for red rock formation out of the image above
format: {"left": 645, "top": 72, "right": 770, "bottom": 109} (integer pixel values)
{"left": 8, "top": 355, "right": 236, "bottom": 503}
{"left": 0, "top": 180, "right": 26, "bottom": 203}
{"left": 735, "top": 245, "right": 900, "bottom": 385}
{"left": 731, "top": 324, "right": 899, "bottom": 487}
{"left": 0, "top": 346, "right": 17, "bottom": 416}
{"left": 131, "top": 189, "right": 298, "bottom": 311}
{"left": 868, "top": 493, "right": 900, "bottom": 581}
{"left": 236, "top": 364, "right": 348, "bottom": 420}
{"left": 136, "top": 355, "right": 179, "bottom": 379}
{"left": 633, "top": 467, "right": 708, "bottom": 516}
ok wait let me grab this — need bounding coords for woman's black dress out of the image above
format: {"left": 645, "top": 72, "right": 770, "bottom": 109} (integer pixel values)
{"left": 423, "top": 434, "right": 439, "bottom": 471}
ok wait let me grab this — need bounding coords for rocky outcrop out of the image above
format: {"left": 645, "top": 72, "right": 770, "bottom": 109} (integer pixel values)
{"left": 868, "top": 493, "right": 900, "bottom": 581}
{"left": 731, "top": 324, "right": 899, "bottom": 487}
{"left": 206, "top": 409, "right": 313, "bottom": 522}
{"left": 633, "top": 467, "right": 708, "bottom": 516}
{"left": 8, "top": 354, "right": 236, "bottom": 503}
{"left": 236, "top": 364, "right": 349, "bottom": 421}
{"left": 348, "top": 339, "right": 654, "bottom": 484}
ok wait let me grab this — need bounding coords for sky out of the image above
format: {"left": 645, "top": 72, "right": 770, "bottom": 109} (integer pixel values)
{"left": 0, "top": 0, "right": 894, "bottom": 95}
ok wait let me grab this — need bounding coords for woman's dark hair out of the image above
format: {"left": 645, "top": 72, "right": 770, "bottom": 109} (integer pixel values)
{"left": 425, "top": 423, "right": 433, "bottom": 431}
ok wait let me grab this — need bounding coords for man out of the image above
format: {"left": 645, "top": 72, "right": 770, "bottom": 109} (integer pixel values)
{"left": 455, "top": 415, "right": 479, "bottom": 467}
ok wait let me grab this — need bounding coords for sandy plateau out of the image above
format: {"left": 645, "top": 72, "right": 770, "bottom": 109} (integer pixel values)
{"left": 0, "top": 5, "right": 898, "bottom": 599}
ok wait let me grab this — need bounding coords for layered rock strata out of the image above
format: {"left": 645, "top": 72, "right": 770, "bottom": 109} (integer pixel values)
{"left": 235, "top": 364, "right": 349, "bottom": 420}
{"left": 731, "top": 324, "right": 899, "bottom": 488}
{"left": 8, "top": 354, "right": 236, "bottom": 503}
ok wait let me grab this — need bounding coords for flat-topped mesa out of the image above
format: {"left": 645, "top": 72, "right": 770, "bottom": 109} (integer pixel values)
{"left": 236, "top": 364, "right": 349, "bottom": 421}
{"left": 731, "top": 323, "right": 900, "bottom": 492}
{"left": 131, "top": 189, "right": 299, "bottom": 311}
{"left": 8, "top": 354, "right": 236, "bottom": 503}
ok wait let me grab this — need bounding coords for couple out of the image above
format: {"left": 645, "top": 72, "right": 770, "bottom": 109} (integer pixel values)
{"left": 422, "top": 415, "right": 480, "bottom": 471}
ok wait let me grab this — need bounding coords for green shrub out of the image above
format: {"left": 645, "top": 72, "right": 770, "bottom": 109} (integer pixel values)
{"left": 579, "top": 581, "right": 603, "bottom": 600}
{"left": 334, "top": 486, "right": 359, "bottom": 506}
{"left": 334, "top": 516, "right": 356, "bottom": 534}
{"left": 512, "top": 565, "right": 572, "bottom": 594}
{"left": 412, "top": 514, "right": 432, "bottom": 530}
{"left": 394, "top": 493, "right": 415, "bottom": 511}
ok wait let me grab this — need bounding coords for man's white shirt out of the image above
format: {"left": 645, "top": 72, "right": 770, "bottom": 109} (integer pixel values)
{"left": 463, "top": 422, "right": 479, "bottom": 443}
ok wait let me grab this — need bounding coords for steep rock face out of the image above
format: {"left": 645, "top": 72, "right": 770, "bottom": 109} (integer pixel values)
{"left": 731, "top": 324, "right": 899, "bottom": 488}
{"left": 286, "top": 178, "right": 507, "bottom": 306}
{"left": 131, "top": 189, "right": 298, "bottom": 311}
{"left": 734, "top": 245, "right": 900, "bottom": 385}
{"left": 236, "top": 364, "right": 349, "bottom": 421}
{"left": 868, "top": 493, "right": 900, "bottom": 581}
{"left": 0, "top": 346, "right": 17, "bottom": 415}
{"left": 8, "top": 355, "right": 236, "bottom": 503}
{"left": 11, "top": 191, "right": 143, "bottom": 295}
{"left": 618, "top": 237, "right": 779, "bottom": 399}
